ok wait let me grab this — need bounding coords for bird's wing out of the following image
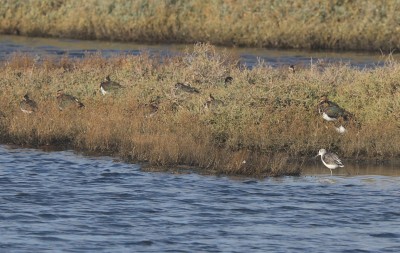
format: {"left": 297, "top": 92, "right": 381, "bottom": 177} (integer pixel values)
{"left": 109, "top": 81, "right": 122, "bottom": 88}
{"left": 180, "top": 84, "right": 199, "bottom": 93}
{"left": 323, "top": 106, "right": 344, "bottom": 118}
{"left": 28, "top": 100, "right": 37, "bottom": 109}
{"left": 324, "top": 152, "right": 343, "bottom": 166}
{"left": 103, "top": 81, "right": 122, "bottom": 90}
{"left": 20, "top": 101, "right": 29, "bottom": 110}
{"left": 331, "top": 153, "right": 344, "bottom": 166}
{"left": 190, "top": 87, "right": 200, "bottom": 93}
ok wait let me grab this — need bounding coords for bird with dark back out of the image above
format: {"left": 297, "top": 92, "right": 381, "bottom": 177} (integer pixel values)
{"left": 20, "top": 94, "right": 38, "bottom": 114}
{"left": 100, "top": 75, "right": 123, "bottom": 95}
{"left": 56, "top": 90, "right": 85, "bottom": 110}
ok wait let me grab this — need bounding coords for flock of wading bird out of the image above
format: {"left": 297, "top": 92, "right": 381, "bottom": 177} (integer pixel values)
{"left": 18, "top": 66, "right": 357, "bottom": 176}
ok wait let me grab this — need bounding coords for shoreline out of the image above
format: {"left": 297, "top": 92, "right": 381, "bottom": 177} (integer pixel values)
{"left": 2, "top": 34, "right": 396, "bottom": 72}
{"left": 0, "top": 32, "right": 394, "bottom": 55}
{"left": 2, "top": 142, "right": 399, "bottom": 178}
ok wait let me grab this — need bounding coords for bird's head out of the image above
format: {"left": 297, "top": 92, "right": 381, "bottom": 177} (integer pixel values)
{"left": 316, "top": 149, "right": 327, "bottom": 157}
{"left": 319, "top": 95, "right": 328, "bottom": 103}
{"left": 175, "top": 82, "right": 183, "bottom": 89}
{"left": 224, "top": 76, "right": 233, "bottom": 84}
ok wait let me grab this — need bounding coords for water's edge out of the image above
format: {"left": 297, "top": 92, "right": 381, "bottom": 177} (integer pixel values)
{"left": 2, "top": 143, "right": 399, "bottom": 177}
{"left": 1, "top": 34, "right": 397, "bottom": 68}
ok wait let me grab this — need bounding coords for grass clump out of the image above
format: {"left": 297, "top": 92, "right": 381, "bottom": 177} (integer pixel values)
{"left": 1, "top": 0, "right": 400, "bottom": 51}
{"left": 0, "top": 44, "right": 399, "bottom": 177}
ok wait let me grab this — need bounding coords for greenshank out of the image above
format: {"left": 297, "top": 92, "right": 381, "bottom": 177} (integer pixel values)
{"left": 315, "top": 149, "right": 344, "bottom": 176}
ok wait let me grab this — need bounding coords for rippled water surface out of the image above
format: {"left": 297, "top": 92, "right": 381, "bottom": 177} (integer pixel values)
{"left": 1, "top": 34, "right": 398, "bottom": 68}
{"left": 0, "top": 145, "right": 399, "bottom": 252}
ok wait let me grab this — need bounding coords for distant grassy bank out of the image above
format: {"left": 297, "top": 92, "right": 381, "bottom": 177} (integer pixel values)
{"left": 0, "top": 44, "right": 399, "bottom": 177}
{"left": 1, "top": 0, "right": 400, "bottom": 51}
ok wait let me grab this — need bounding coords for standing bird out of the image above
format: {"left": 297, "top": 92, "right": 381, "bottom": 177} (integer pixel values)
{"left": 100, "top": 75, "right": 123, "bottom": 95}
{"left": 56, "top": 90, "right": 85, "bottom": 110}
{"left": 315, "top": 149, "right": 344, "bottom": 176}
{"left": 288, "top": 65, "right": 295, "bottom": 73}
{"left": 20, "top": 94, "right": 37, "bottom": 114}
{"left": 317, "top": 95, "right": 353, "bottom": 133}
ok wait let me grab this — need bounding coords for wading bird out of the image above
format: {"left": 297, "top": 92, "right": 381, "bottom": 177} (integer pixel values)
{"left": 315, "top": 149, "right": 344, "bottom": 176}
{"left": 100, "top": 76, "right": 123, "bottom": 95}
{"left": 56, "top": 90, "right": 85, "bottom": 110}
{"left": 174, "top": 82, "right": 200, "bottom": 94}
{"left": 20, "top": 94, "right": 37, "bottom": 114}
{"left": 317, "top": 95, "right": 353, "bottom": 133}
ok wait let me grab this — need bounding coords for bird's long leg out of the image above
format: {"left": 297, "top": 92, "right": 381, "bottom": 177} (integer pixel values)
{"left": 330, "top": 169, "right": 333, "bottom": 176}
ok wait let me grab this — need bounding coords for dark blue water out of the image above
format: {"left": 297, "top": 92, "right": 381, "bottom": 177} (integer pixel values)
{"left": 1, "top": 145, "right": 399, "bottom": 252}
{"left": 0, "top": 34, "right": 396, "bottom": 69}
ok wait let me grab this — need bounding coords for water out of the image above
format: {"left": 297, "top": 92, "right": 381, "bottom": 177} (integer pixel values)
{"left": 1, "top": 34, "right": 398, "bottom": 68}
{"left": 1, "top": 145, "right": 399, "bottom": 252}
{"left": 1, "top": 35, "right": 400, "bottom": 251}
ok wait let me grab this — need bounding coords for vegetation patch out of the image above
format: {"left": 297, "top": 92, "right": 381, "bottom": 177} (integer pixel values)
{"left": 1, "top": 0, "right": 400, "bottom": 50}
{"left": 0, "top": 44, "right": 399, "bottom": 177}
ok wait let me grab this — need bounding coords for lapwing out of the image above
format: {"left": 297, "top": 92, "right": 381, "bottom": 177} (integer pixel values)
{"left": 315, "top": 149, "right": 344, "bottom": 176}
{"left": 56, "top": 90, "right": 85, "bottom": 110}
{"left": 317, "top": 95, "right": 353, "bottom": 133}
{"left": 100, "top": 75, "right": 123, "bottom": 95}
{"left": 20, "top": 94, "right": 37, "bottom": 114}
{"left": 289, "top": 65, "right": 295, "bottom": 73}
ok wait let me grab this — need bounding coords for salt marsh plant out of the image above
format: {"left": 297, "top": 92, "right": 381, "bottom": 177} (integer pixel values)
{"left": 1, "top": 0, "right": 400, "bottom": 51}
{"left": 0, "top": 44, "right": 399, "bottom": 176}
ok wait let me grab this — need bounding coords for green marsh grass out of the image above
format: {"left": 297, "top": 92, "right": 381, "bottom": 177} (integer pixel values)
{"left": 1, "top": 0, "right": 400, "bottom": 50}
{"left": 0, "top": 44, "right": 399, "bottom": 176}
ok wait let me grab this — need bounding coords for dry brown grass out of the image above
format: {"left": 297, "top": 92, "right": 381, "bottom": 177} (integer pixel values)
{"left": 1, "top": 44, "right": 399, "bottom": 176}
{"left": 1, "top": 0, "right": 400, "bottom": 51}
